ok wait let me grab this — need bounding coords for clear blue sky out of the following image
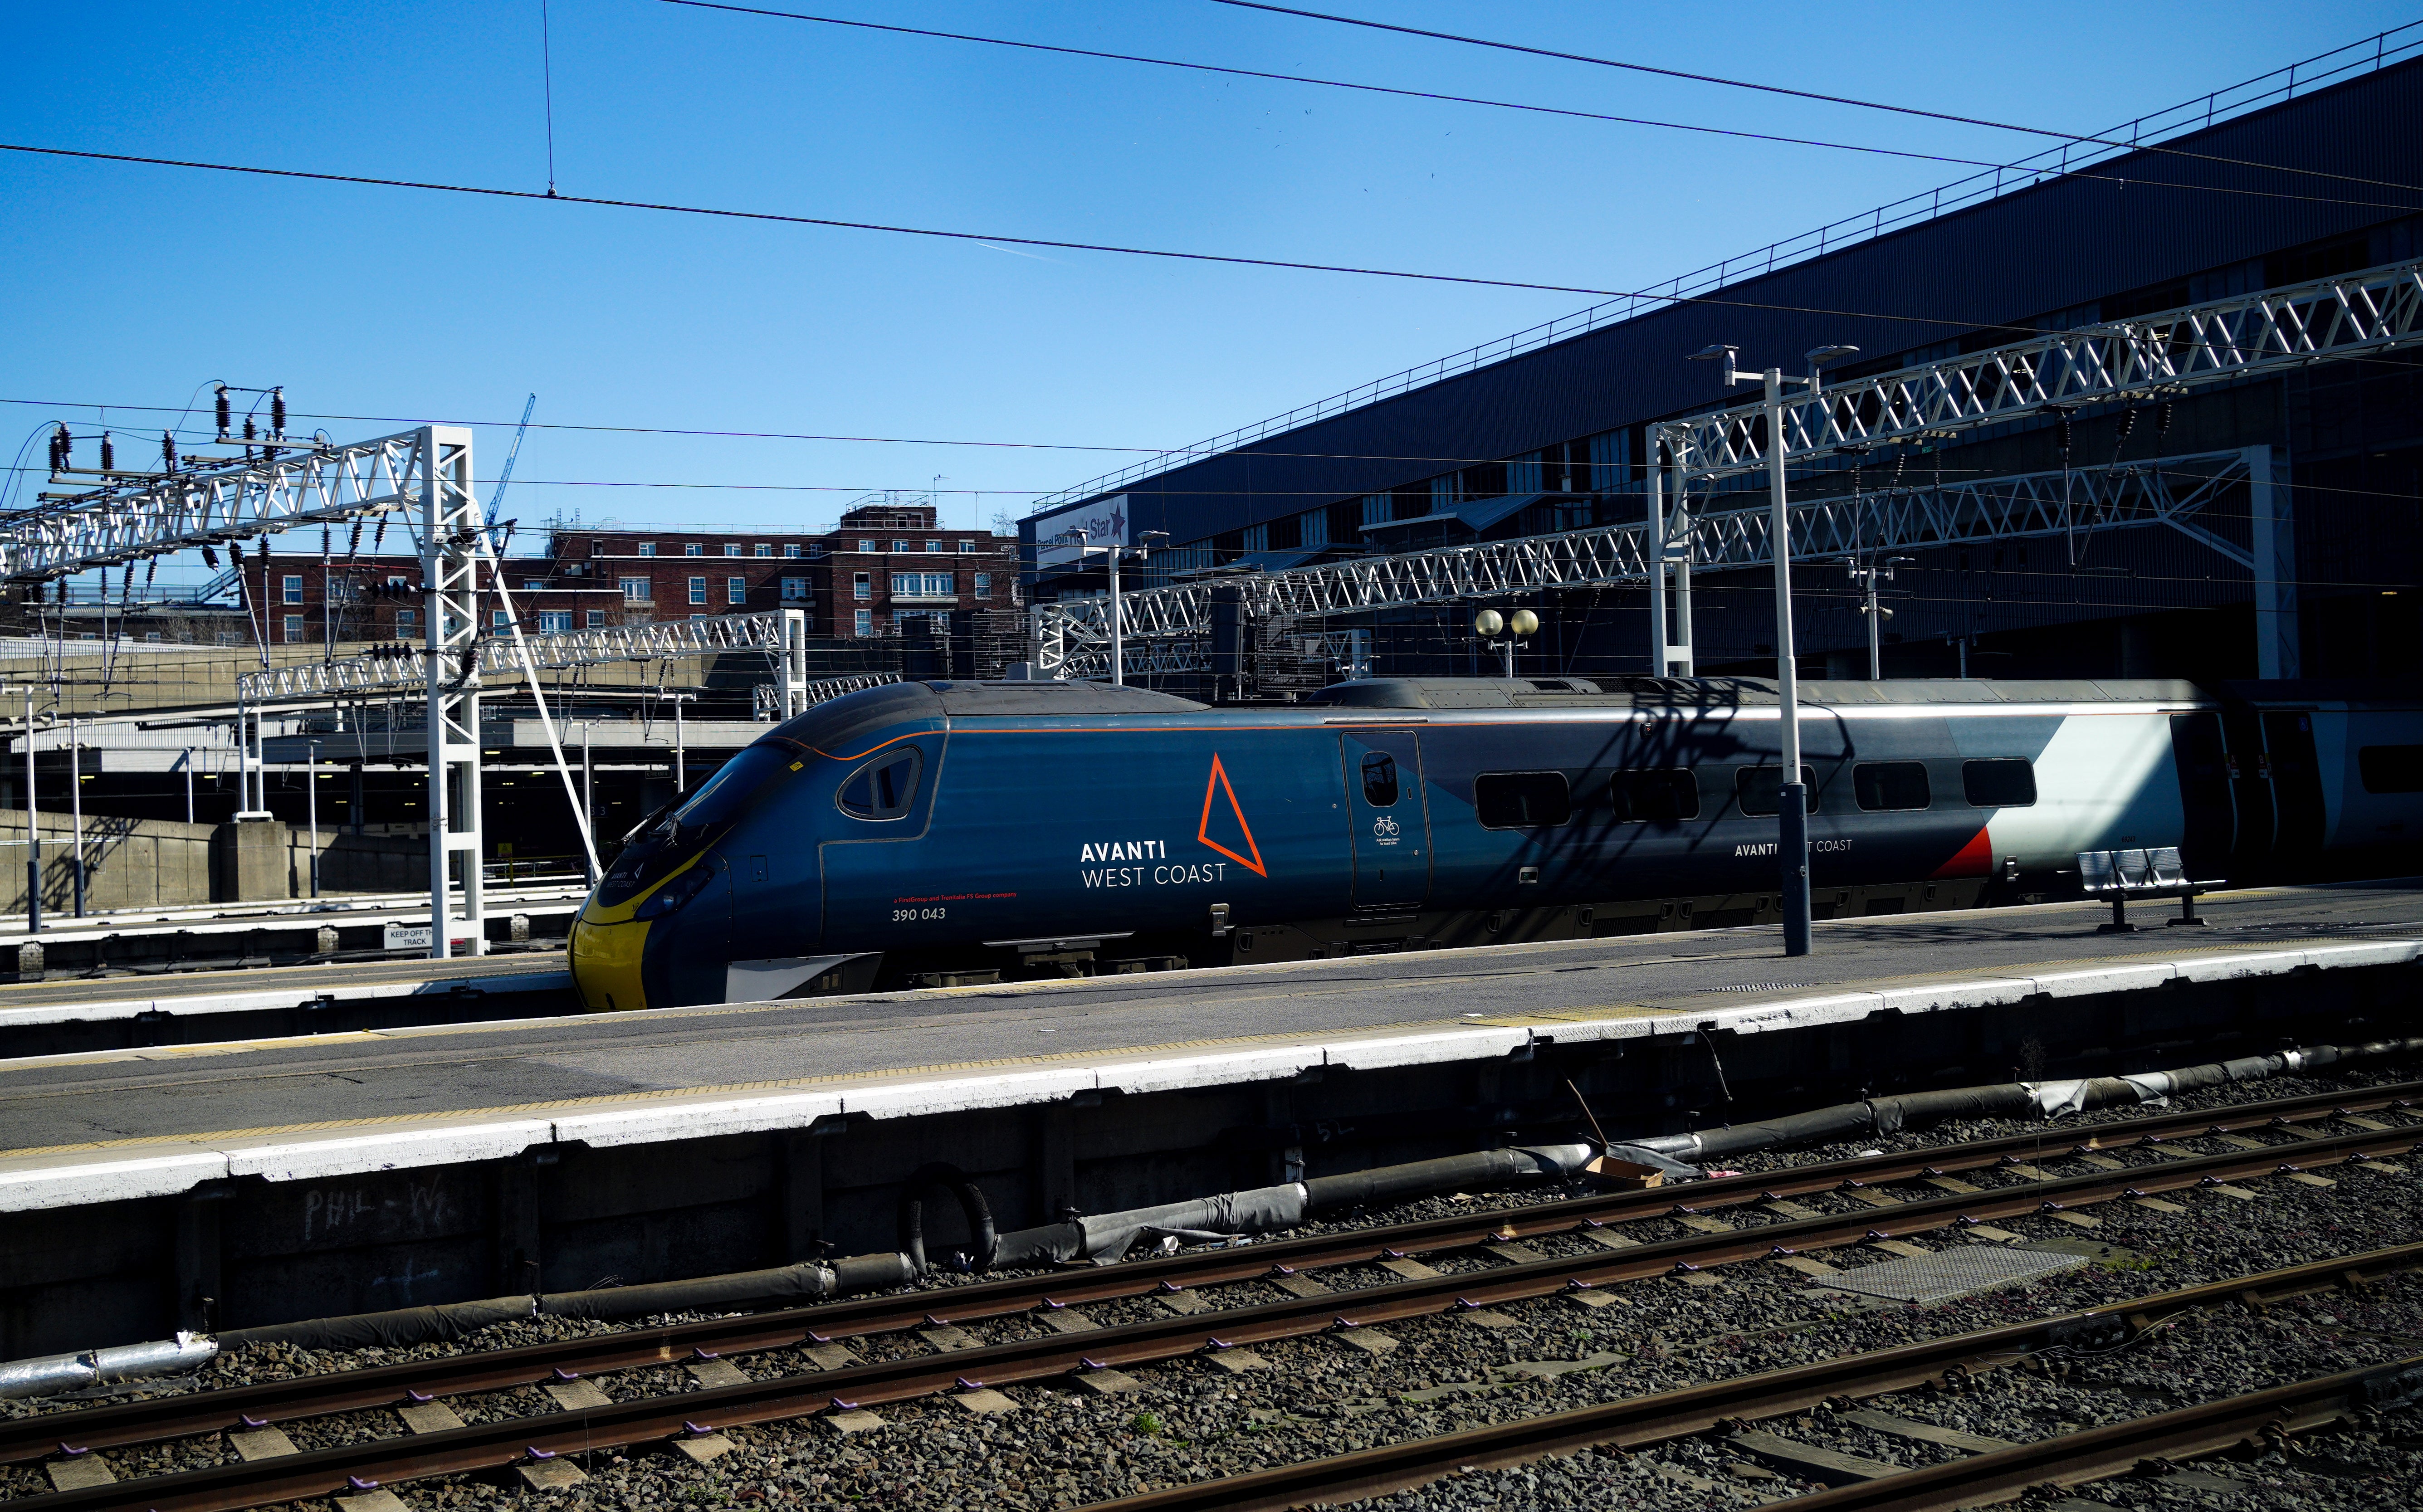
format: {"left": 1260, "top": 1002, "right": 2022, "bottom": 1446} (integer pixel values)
{"left": 1, "top": 0, "right": 2412, "bottom": 547}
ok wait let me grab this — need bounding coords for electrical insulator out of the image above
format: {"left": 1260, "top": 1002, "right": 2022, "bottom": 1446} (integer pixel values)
{"left": 47, "top": 425, "right": 67, "bottom": 472}
{"left": 161, "top": 432, "right": 178, "bottom": 470}
{"left": 270, "top": 388, "right": 286, "bottom": 438}
{"left": 259, "top": 537, "right": 271, "bottom": 561}
{"left": 215, "top": 385, "right": 231, "bottom": 439}
{"left": 201, "top": 546, "right": 220, "bottom": 569}
{"left": 99, "top": 432, "right": 114, "bottom": 471}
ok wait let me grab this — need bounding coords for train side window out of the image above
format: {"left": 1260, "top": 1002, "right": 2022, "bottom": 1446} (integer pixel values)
{"left": 1361, "top": 752, "right": 1400, "bottom": 806}
{"left": 2359, "top": 745, "right": 2423, "bottom": 793}
{"left": 1734, "top": 765, "right": 1820, "bottom": 817}
{"left": 1961, "top": 758, "right": 2037, "bottom": 807}
{"left": 1609, "top": 768, "right": 1700, "bottom": 823}
{"left": 1475, "top": 771, "right": 1571, "bottom": 829}
{"left": 1853, "top": 761, "right": 1931, "bottom": 811}
{"left": 837, "top": 746, "right": 923, "bottom": 820}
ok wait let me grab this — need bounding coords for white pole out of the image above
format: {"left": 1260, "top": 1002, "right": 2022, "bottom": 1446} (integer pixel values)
{"left": 1108, "top": 547, "right": 1124, "bottom": 688}
{"left": 307, "top": 738, "right": 320, "bottom": 899}
{"left": 183, "top": 748, "right": 194, "bottom": 824}
{"left": 21, "top": 690, "right": 37, "bottom": 934}
{"left": 1647, "top": 442, "right": 1669, "bottom": 674}
{"left": 68, "top": 715, "right": 82, "bottom": 918}
{"left": 1867, "top": 571, "right": 1882, "bottom": 679}
{"left": 674, "top": 697, "right": 686, "bottom": 793}
{"left": 1766, "top": 368, "right": 1811, "bottom": 959}
{"left": 581, "top": 724, "right": 593, "bottom": 863}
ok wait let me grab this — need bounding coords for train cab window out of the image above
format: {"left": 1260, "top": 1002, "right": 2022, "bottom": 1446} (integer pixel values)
{"left": 1361, "top": 752, "right": 1400, "bottom": 806}
{"left": 1475, "top": 771, "right": 1571, "bottom": 829}
{"left": 1734, "top": 766, "right": 1820, "bottom": 817}
{"left": 837, "top": 746, "right": 923, "bottom": 820}
{"left": 1961, "top": 758, "right": 2037, "bottom": 807}
{"left": 1853, "top": 761, "right": 1931, "bottom": 811}
{"left": 1608, "top": 768, "right": 1700, "bottom": 823}
{"left": 2359, "top": 746, "right": 2423, "bottom": 794}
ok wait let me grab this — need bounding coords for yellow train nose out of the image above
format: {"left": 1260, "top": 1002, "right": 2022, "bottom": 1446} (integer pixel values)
{"left": 569, "top": 911, "right": 650, "bottom": 1012}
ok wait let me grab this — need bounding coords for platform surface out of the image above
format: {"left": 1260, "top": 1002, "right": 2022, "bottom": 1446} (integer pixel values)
{"left": 0, "top": 881, "right": 2416, "bottom": 1210}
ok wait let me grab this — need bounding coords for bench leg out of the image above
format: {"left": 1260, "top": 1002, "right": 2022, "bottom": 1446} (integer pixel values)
{"left": 2168, "top": 891, "right": 2208, "bottom": 927}
{"left": 2096, "top": 895, "right": 2139, "bottom": 934}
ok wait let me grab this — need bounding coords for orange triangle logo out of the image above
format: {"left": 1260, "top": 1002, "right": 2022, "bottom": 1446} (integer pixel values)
{"left": 1197, "top": 753, "right": 1267, "bottom": 877}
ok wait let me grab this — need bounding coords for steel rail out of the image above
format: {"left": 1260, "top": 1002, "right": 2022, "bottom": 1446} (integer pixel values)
{"left": 15, "top": 1126, "right": 2417, "bottom": 1511}
{"left": 4, "top": 1083, "right": 2412, "bottom": 1470}
{"left": 1075, "top": 1244, "right": 2423, "bottom": 1511}
{"left": 1779, "top": 1356, "right": 2423, "bottom": 1512}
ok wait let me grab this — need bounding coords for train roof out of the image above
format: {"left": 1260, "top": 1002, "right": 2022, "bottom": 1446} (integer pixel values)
{"left": 1304, "top": 676, "right": 2210, "bottom": 710}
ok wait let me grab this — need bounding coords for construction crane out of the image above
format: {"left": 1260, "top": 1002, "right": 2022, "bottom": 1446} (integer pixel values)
{"left": 484, "top": 394, "right": 536, "bottom": 525}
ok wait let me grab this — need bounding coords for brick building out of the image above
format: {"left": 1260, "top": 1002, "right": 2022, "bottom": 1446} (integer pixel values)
{"left": 237, "top": 498, "right": 1019, "bottom": 646}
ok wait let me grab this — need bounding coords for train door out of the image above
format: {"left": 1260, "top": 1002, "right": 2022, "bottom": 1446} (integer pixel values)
{"left": 1342, "top": 730, "right": 1431, "bottom": 910}
{"left": 2167, "top": 713, "right": 2235, "bottom": 880}
{"left": 2262, "top": 710, "right": 2327, "bottom": 868}
{"left": 2223, "top": 707, "right": 2276, "bottom": 870}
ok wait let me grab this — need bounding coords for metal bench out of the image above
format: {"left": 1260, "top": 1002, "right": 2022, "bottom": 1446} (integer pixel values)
{"left": 2076, "top": 846, "right": 2210, "bottom": 932}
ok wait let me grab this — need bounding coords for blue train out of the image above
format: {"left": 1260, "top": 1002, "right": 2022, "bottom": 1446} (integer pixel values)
{"left": 567, "top": 676, "right": 2423, "bottom": 1011}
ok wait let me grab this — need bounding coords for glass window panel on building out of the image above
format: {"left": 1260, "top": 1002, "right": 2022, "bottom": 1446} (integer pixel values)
{"left": 283, "top": 615, "right": 304, "bottom": 640}
{"left": 755, "top": 543, "right": 772, "bottom": 557}
{"left": 638, "top": 542, "right": 657, "bottom": 556}
{"left": 784, "top": 544, "right": 802, "bottom": 558}
{"left": 539, "top": 611, "right": 573, "bottom": 633}
{"left": 781, "top": 577, "right": 809, "bottom": 601}
{"left": 283, "top": 574, "right": 303, "bottom": 604}
{"left": 689, "top": 576, "right": 708, "bottom": 605}
{"left": 621, "top": 576, "right": 651, "bottom": 602}
{"left": 397, "top": 609, "right": 418, "bottom": 634}
{"left": 974, "top": 573, "right": 991, "bottom": 594}
{"left": 685, "top": 543, "right": 702, "bottom": 556}
{"left": 854, "top": 609, "right": 873, "bottom": 636}
{"left": 727, "top": 576, "right": 746, "bottom": 604}
{"left": 853, "top": 572, "right": 872, "bottom": 600}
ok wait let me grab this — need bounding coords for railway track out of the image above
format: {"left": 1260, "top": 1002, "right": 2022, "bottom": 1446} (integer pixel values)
{"left": 1074, "top": 1244, "right": 2423, "bottom": 1510}
{"left": 5, "top": 1083, "right": 2418, "bottom": 1510}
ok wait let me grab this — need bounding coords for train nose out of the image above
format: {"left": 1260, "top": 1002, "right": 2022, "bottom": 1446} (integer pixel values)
{"left": 569, "top": 909, "right": 651, "bottom": 1012}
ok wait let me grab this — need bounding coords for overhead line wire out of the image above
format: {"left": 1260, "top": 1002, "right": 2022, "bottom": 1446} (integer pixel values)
{"left": 6, "top": 140, "right": 2405, "bottom": 342}
{"left": 659, "top": 1, "right": 2422, "bottom": 216}
{"left": 1210, "top": 0, "right": 2423, "bottom": 194}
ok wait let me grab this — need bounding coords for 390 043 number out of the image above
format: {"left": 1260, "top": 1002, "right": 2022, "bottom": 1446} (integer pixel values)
{"left": 892, "top": 907, "right": 946, "bottom": 922}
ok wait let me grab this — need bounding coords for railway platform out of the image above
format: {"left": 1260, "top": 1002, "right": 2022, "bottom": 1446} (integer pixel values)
{"left": 0, "top": 878, "right": 2415, "bottom": 1357}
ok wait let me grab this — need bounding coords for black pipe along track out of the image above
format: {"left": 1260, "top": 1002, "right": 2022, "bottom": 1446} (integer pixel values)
{"left": 6, "top": 1080, "right": 2413, "bottom": 1468}
{"left": 12, "top": 1124, "right": 2420, "bottom": 1512}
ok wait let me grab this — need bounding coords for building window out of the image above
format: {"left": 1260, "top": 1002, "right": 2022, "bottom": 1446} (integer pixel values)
{"left": 586, "top": 610, "right": 605, "bottom": 628}
{"left": 522, "top": 580, "right": 544, "bottom": 592}
{"left": 925, "top": 539, "right": 943, "bottom": 553}
{"left": 396, "top": 609, "right": 418, "bottom": 634}
{"left": 854, "top": 608, "right": 873, "bottom": 636}
{"left": 890, "top": 540, "right": 910, "bottom": 553}
{"left": 973, "top": 572, "right": 991, "bottom": 595}
{"left": 538, "top": 610, "right": 574, "bottom": 634}
{"left": 957, "top": 540, "right": 977, "bottom": 553}
{"left": 724, "top": 543, "right": 743, "bottom": 556}
{"left": 621, "top": 576, "right": 651, "bottom": 602}
{"left": 283, "top": 574, "right": 304, "bottom": 605}
{"left": 892, "top": 571, "right": 953, "bottom": 598}
{"left": 781, "top": 576, "right": 809, "bottom": 601}
{"left": 754, "top": 543, "right": 772, "bottom": 557}
{"left": 853, "top": 572, "right": 872, "bottom": 600}
{"left": 684, "top": 543, "right": 703, "bottom": 556}
{"left": 858, "top": 539, "right": 875, "bottom": 553}
{"left": 727, "top": 575, "right": 746, "bottom": 604}
{"left": 493, "top": 610, "right": 511, "bottom": 631}
{"left": 282, "top": 614, "right": 305, "bottom": 641}
{"left": 785, "top": 543, "right": 803, "bottom": 558}
{"left": 638, "top": 542, "right": 657, "bottom": 557}
{"left": 1241, "top": 523, "right": 1268, "bottom": 553}
{"left": 590, "top": 539, "right": 605, "bottom": 556}
{"left": 689, "top": 576, "right": 708, "bottom": 605}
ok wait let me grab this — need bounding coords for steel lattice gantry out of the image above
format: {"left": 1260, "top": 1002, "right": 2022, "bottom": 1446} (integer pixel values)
{"left": 1033, "top": 256, "right": 2420, "bottom": 682}
{"left": 1036, "top": 449, "right": 2274, "bottom": 682}
{"left": 239, "top": 610, "right": 795, "bottom": 702}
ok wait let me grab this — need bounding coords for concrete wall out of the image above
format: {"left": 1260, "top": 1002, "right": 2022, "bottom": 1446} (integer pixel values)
{"left": 0, "top": 810, "right": 425, "bottom": 911}
{"left": 0, "top": 959, "right": 2409, "bottom": 1358}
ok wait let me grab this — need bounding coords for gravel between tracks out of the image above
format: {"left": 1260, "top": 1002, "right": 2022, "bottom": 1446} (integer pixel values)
{"left": 5, "top": 1068, "right": 2421, "bottom": 1510}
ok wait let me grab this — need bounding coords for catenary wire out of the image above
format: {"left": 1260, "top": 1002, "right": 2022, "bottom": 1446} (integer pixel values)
{"left": 653, "top": 0, "right": 2422, "bottom": 215}
{"left": 1210, "top": 1, "right": 2423, "bottom": 195}
{"left": 9, "top": 140, "right": 2399, "bottom": 336}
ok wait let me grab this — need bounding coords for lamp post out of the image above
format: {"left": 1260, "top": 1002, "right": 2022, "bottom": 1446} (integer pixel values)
{"left": 1474, "top": 609, "right": 1537, "bottom": 676}
{"left": 1845, "top": 557, "right": 1911, "bottom": 679}
{"left": 1686, "top": 341, "right": 1859, "bottom": 959}
{"left": 1060, "top": 528, "right": 1169, "bottom": 686}
{"left": 654, "top": 690, "right": 697, "bottom": 793}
